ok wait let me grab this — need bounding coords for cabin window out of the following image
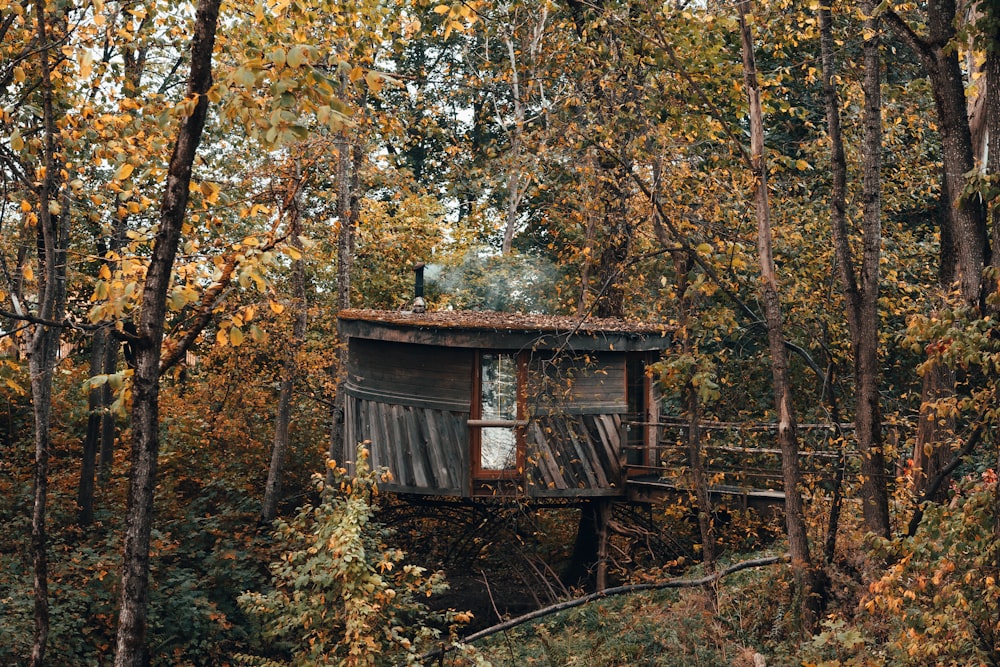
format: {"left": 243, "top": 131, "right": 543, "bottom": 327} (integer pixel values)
{"left": 472, "top": 352, "right": 525, "bottom": 476}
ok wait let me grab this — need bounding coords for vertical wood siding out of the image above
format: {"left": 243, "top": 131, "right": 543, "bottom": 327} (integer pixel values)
{"left": 346, "top": 395, "right": 470, "bottom": 494}
{"left": 525, "top": 414, "right": 622, "bottom": 495}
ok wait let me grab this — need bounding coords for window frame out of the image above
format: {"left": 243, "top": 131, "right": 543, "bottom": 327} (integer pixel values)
{"left": 470, "top": 350, "right": 527, "bottom": 480}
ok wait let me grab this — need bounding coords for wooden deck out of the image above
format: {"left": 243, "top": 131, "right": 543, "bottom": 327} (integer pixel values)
{"left": 625, "top": 475, "right": 786, "bottom": 511}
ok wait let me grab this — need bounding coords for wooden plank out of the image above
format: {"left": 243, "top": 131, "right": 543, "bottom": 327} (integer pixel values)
{"left": 592, "top": 414, "right": 622, "bottom": 478}
{"left": 402, "top": 406, "right": 429, "bottom": 488}
{"left": 528, "top": 353, "right": 628, "bottom": 414}
{"left": 347, "top": 338, "right": 474, "bottom": 410}
{"left": 591, "top": 415, "right": 622, "bottom": 479}
{"left": 448, "top": 411, "right": 471, "bottom": 493}
{"left": 378, "top": 402, "right": 400, "bottom": 484}
{"left": 421, "top": 408, "right": 448, "bottom": 488}
{"left": 343, "top": 396, "right": 356, "bottom": 463}
{"left": 563, "top": 416, "right": 601, "bottom": 488}
{"left": 543, "top": 416, "right": 581, "bottom": 488}
{"left": 390, "top": 403, "right": 414, "bottom": 487}
{"left": 527, "top": 422, "right": 566, "bottom": 489}
{"left": 339, "top": 315, "right": 673, "bottom": 352}
{"left": 576, "top": 417, "right": 610, "bottom": 488}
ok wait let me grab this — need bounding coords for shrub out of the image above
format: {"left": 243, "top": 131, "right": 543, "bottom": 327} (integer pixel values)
{"left": 237, "top": 448, "right": 480, "bottom": 666}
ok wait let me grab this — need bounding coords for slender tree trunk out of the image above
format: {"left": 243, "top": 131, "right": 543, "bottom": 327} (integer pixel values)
{"left": 674, "top": 251, "right": 715, "bottom": 588}
{"left": 329, "top": 137, "right": 359, "bottom": 474}
{"left": 988, "top": 18, "right": 1000, "bottom": 278}
{"left": 737, "top": 0, "right": 816, "bottom": 629}
{"left": 261, "top": 173, "right": 307, "bottom": 523}
{"left": 97, "top": 335, "right": 118, "bottom": 484}
{"left": 818, "top": 1, "right": 890, "bottom": 537}
{"left": 30, "top": 3, "right": 69, "bottom": 662}
{"left": 79, "top": 328, "right": 109, "bottom": 526}
{"left": 114, "top": 0, "right": 220, "bottom": 662}
{"left": 855, "top": 0, "right": 890, "bottom": 537}
{"left": 912, "top": 356, "right": 955, "bottom": 501}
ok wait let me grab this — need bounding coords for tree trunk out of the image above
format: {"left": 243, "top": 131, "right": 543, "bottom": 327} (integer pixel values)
{"left": 885, "top": 2, "right": 988, "bottom": 307}
{"left": 819, "top": 1, "right": 890, "bottom": 537}
{"left": 737, "top": 0, "right": 816, "bottom": 629}
{"left": 988, "top": 18, "right": 1000, "bottom": 278}
{"left": 78, "top": 328, "right": 110, "bottom": 526}
{"left": 911, "top": 356, "right": 955, "bottom": 501}
{"left": 329, "top": 137, "right": 358, "bottom": 476}
{"left": 261, "top": 173, "right": 307, "bottom": 524}
{"left": 97, "top": 335, "right": 118, "bottom": 485}
{"left": 566, "top": 499, "right": 612, "bottom": 590}
{"left": 674, "top": 250, "right": 716, "bottom": 588}
{"left": 114, "top": 0, "right": 220, "bottom": 663}
{"left": 30, "top": 2, "right": 69, "bottom": 661}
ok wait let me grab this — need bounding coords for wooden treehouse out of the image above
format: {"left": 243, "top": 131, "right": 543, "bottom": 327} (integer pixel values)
{"left": 338, "top": 308, "right": 673, "bottom": 501}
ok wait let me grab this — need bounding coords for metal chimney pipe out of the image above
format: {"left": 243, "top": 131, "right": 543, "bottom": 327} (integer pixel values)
{"left": 412, "top": 263, "right": 426, "bottom": 313}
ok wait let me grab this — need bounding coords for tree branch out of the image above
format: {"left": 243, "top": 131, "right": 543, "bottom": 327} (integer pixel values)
{"left": 881, "top": 9, "right": 936, "bottom": 70}
{"left": 906, "top": 422, "right": 984, "bottom": 537}
{"left": 0, "top": 308, "right": 109, "bottom": 332}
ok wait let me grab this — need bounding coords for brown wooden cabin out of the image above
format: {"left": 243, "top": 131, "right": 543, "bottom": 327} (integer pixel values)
{"left": 338, "top": 309, "right": 673, "bottom": 500}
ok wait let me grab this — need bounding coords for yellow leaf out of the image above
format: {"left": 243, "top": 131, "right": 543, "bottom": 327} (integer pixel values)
{"left": 365, "top": 70, "right": 384, "bottom": 93}
{"left": 795, "top": 159, "right": 810, "bottom": 170}
{"left": 200, "top": 181, "right": 221, "bottom": 204}
{"left": 79, "top": 51, "right": 93, "bottom": 79}
{"left": 216, "top": 328, "right": 229, "bottom": 346}
{"left": 23, "top": 265, "right": 34, "bottom": 281}
{"left": 229, "top": 326, "right": 244, "bottom": 346}
{"left": 268, "top": 48, "right": 286, "bottom": 68}
{"left": 10, "top": 130, "right": 23, "bottom": 151}
{"left": 286, "top": 45, "right": 306, "bottom": 68}
{"left": 269, "top": 300, "right": 285, "bottom": 314}
{"left": 286, "top": 246, "right": 302, "bottom": 260}
{"left": 433, "top": 4, "right": 450, "bottom": 13}
{"left": 115, "top": 163, "right": 134, "bottom": 180}
{"left": 13, "top": 66, "right": 25, "bottom": 83}
{"left": 20, "top": 199, "right": 31, "bottom": 212}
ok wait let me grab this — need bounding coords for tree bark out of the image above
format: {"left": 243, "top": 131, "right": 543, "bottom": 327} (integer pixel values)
{"left": 674, "top": 251, "right": 716, "bottom": 587}
{"left": 113, "top": 0, "right": 220, "bottom": 663}
{"left": 988, "top": 10, "right": 1000, "bottom": 277}
{"left": 261, "top": 171, "right": 307, "bottom": 524}
{"left": 818, "top": 1, "right": 890, "bottom": 537}
{"left": 97, "top": 333, "right": 118, "bottom": 485}
{"left": 884, "top": 2, "right": 988, "bottom": 307}
{"left": 737, "top": 0, "right": 816, "bottom": 629}
{"left": 29, "top": 2, "right": 69, "bottom": 662}
{"left": 78, "top": 328, "right": 110, "bottom": 526}
{"left": 329, "top": 137, "right": 358, "bottom": 476}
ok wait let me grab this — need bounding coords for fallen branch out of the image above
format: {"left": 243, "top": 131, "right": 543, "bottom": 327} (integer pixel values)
{"left": 414, "top": 553, "right": 790, "bottom": 665}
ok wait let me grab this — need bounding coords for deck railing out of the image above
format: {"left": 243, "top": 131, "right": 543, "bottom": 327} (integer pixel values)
{"left": 620, "top": 417, "right": 893, "bottom": 496}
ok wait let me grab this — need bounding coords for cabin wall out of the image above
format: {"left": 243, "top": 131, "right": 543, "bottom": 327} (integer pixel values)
{"left": 345, "top": 338, "right": 473, "bottom": 494}
{"left": 345, "top": 396, "right": 470, "bottom": 494}
{"left": 343, "top": 338, "right": 645, "bottom": 499}
{"left": 525, "top": 413, "right": 623, "bottom": 497}
{"left": 522, "top": 352, "right": 628, "bottom": 497}
{"left": 526, "top": 353, "right": 627, "bottom": 414}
